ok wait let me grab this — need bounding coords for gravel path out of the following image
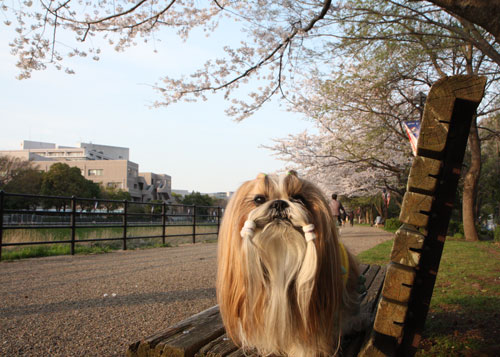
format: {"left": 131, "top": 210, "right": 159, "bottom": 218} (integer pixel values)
{"left": 338, "top": 225, "right": 394, "bottom": 255}
{"left": 0, "top": 225, "right": 393, "bottom": 356}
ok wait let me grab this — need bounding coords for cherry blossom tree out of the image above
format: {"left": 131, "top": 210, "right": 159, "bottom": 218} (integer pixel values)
{"left": 268, "top": 1, "right": 499, "bottom": 241}
{"left": 2, "top": 0, "right": 499, "bottom": 239}
{"left": 267, "top": 64, "right": 417, "bottom": 201}
{"left": 2, "top": 1, "right": 499, "bottom": 120}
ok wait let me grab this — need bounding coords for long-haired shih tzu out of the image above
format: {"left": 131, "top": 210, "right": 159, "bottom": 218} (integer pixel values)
{"left": 217, "top": 171, "right": 362, "bottom": 356}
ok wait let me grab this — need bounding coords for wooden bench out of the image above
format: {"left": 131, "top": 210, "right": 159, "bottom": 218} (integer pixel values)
{"left": 358, "top": 75, "right": 486, "bottom": 357}
{"left": 127, "top": 75, "right": 486, "bottom": 356}
{"left": 127, "top": 264, "right": 386, "bottom": 357}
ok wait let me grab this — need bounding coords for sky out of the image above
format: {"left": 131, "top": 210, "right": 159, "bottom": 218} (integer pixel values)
{"left": 0, "top": 13, "right": 313, "bottom": 194}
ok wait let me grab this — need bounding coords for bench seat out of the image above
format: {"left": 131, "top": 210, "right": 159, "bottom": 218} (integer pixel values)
{"left": 127, "top": 263, "right": 386, "bottom": 357}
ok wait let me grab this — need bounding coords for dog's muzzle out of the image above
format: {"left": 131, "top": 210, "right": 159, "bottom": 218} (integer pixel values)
{"left": 270, "top": 200, "right": 289, "bottom": 219}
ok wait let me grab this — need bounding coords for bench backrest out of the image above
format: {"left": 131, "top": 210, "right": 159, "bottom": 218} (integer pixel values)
{"left": 360, "top": 75, "right": 487, "bottom": 356}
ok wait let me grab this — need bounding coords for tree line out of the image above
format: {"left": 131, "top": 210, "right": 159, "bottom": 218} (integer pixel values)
{"left": 0, "top": 156, "right": 220, "bottom": 212}
{"left": 0, "top": 157, "right": 129, "bottom": 210}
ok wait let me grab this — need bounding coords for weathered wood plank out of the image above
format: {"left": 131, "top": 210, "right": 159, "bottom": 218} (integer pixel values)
{"left": 417, "top": 75, "right": 487, "bottom": 155}
{"left": 226, "top": 349, "right": 251, "bottom": 357}
{"left": 407, "top": 156, "right": 442, "bottom": 193}
{"left": 382, "top": 263, "right": 415, "bottom": 303}
{"left": 399, "top": 192, "right": 433, "bottom": 227}
{"left": 128, "top": 306, "right": 224, "bottom": 357}
{"left": 390, "top": 224, "right": 425, "bottom": 267}
{"left": 153, "top": 317, "right": 225, "bottom": 357}
{"left": 196, "top": 334, "right": 238, "bottom": 357}
{"left": 338, "top": 264, "right": 386, "bottom": 357}
{"left": 361, "top": 265, "right": 386, "bottom": 315}
{"left": 361, "top": 264, "right": 381, "bottom": 291}
{"left": 359, "top": 263, "right": 370, "bottom": 276}
{"left": 397, "top": 76, "right": 487, "bottom": 356}
{"left": 373, "top": 298, "right": 408, "bottom": 339}
{"left": 360, "top": 75, "right": 487, "bottom": 357}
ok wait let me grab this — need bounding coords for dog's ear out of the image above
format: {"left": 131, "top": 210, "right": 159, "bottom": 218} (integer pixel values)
{"left": 287, "top": 170, "right": 298, "bottom": 177}
{"left": 256, "top": 173, "right": 267, "bottom": 179}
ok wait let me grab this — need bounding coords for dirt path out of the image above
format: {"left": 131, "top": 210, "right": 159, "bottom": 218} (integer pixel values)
{"left": 338, "top": 224, "right": 394, "bottom": 255}
{"left": 0, "top": 225, "right": 392, "bottom": 356}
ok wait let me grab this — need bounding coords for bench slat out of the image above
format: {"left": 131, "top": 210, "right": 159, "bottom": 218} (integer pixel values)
{"left": 196, "top": 334, "right": 238, "bottom": 356}
{"left": 340, "top": 265, "right": 386, "bottom": 356}
{"left": 361, "top": 265, "right": 386, "bottom": 315}
{"left": 128, "top": 306, "right": 225, "bottom": 357}
{"left": 361, "top": 264, "right": 381, "bottom": 291}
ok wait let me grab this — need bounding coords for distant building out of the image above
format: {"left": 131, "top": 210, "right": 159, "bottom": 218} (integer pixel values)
{"left": 171, "top": 190, "right": 233, "bottom": 201}
{"left": 0, "top": 140, "right": 171, "bottom": 202}
{"left": 171, "top": 189, "right": 191, "bottom": 197}
{"left": 207, "top": 192, "right": 234, "bottom": 200}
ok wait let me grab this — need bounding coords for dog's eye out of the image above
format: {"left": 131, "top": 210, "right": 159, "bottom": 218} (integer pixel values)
{"left": 290, "top": 194, "right": 306, "bottom": 204}
{"left": 253, "top": 195, "right": 267, "bottom": 205}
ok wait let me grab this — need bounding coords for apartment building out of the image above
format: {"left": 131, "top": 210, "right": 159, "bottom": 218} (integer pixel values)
{"left": 0, "top": 140, "right": 171, "bottom": 202}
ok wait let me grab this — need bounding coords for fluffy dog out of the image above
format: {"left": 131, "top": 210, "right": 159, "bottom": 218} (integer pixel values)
{"left": 216, "top": 172, "right": 362, "bottom": 356}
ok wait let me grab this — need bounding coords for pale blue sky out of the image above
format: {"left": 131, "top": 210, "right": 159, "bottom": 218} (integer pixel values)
{"left": 0, "top": 18, "right": 313, "bottom": 193}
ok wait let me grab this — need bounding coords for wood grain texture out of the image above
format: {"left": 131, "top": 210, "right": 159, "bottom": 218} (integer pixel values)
{"left": 382, "top": 263, "right": 416, "bottom": 303}
{"left": 399, "top": 192, "right": 433, "bottom": 227}
{"left": 127, "top": 306, "right": 225, "bottom": 357}
{"left": 373, "top": 298, "right": 408, "bottom": 339}
{"left": 361, "top": 75, "right": 487, "bottom": 356}
{"left": 196, "top": 334, "right": 239, "bottom": 356}
{"left": 407, "top": 156, "right": 442, "bottom": 193}
{"left": 390, "top": 224, "right": 425, "bottom": 267}
{"left": 417, "top": 75, "right": 486, "bottom": 154}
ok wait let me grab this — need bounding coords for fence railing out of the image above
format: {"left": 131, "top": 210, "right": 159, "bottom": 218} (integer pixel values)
{"left": 0, "top": 190, "right": 222, "bottom": 260}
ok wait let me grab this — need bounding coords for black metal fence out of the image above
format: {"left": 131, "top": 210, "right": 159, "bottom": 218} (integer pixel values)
{"left": 0, "top": 190, "right": 222, "bottom": 260}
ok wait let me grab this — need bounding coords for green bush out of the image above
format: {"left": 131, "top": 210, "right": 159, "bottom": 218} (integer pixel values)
{"left": 384, "top": 217, "right": 402, "bottom": 231}
{"left": 494, "top": 226, "right": 500, "bottom": 242}
{"left": 479, "top": 227, "right": 494, "bottom": 240}
{"left": 453, "top": 232, "right": 464, "bottom": 239}
{"left": 447, "top": 220, "right": 464, "bottom": 236}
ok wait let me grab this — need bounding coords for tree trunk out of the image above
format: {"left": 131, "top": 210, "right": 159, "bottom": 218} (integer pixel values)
{"left": 425, "top": 0, "right": 500, "bottom": 42}
{"left": 463, "top": 118, "right": 481, "bottom": 241}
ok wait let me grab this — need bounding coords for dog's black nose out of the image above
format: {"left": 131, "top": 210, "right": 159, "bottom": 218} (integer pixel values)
{"left": 271, "top": 200, "right": 289, "bottom": 211}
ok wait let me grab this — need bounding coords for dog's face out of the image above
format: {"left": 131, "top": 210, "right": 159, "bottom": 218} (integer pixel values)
{"left": 217, "top": 172, "right": 350, "bottom": 356}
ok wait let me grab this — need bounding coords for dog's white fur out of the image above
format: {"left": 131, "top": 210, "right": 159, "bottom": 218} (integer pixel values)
{"left": 217, "top": 172, "right": 362, "bottom": 356}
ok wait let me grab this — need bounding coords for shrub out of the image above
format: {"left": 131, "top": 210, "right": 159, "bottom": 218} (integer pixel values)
{"left": 447, "top": 220, "right": 464, "bottom": 236}
{"left": 385, "top": 217, "right": 402, "bottom": 231}
{"left": 479, "top": 227, "right": 494, "bottom": 240}
{"left": 453, "top": 232, "right": 464, "bottom": 239}
{"left": 494, "top": 226, "right": 500, "bottom": 242}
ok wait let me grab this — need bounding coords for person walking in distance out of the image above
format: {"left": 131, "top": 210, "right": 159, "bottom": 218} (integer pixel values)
{"left": 348, "top": 211, "right": 354, "bottom": 227}
{"left": 330, "top": 194, "right": 344, "bottom": 225}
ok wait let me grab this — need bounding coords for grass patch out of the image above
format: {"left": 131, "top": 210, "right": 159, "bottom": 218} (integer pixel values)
{"left": 1, "top": 243, "right": 112, "bottom": 260}
{"left": 358, "top": 238, "right": 500, "bottom": 356}
{"left": 1, "top": 225, "right": 218, "bottom": 260}
{"left": 357, "top": 238, "right": 393, "bottom": 266}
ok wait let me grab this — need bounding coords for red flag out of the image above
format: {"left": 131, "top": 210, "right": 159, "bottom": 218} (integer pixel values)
{"left": 403, "top": 121, "right": 420, "bottom": 156}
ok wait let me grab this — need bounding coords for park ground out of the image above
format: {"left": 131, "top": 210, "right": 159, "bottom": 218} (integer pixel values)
{"left": 1, "top": 225, "right": 498, "bottom": 356}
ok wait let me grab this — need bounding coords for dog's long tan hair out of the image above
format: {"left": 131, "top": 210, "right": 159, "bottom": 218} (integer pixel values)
{"left": 217, "top": 173, "right": 359, "bottom": 356}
